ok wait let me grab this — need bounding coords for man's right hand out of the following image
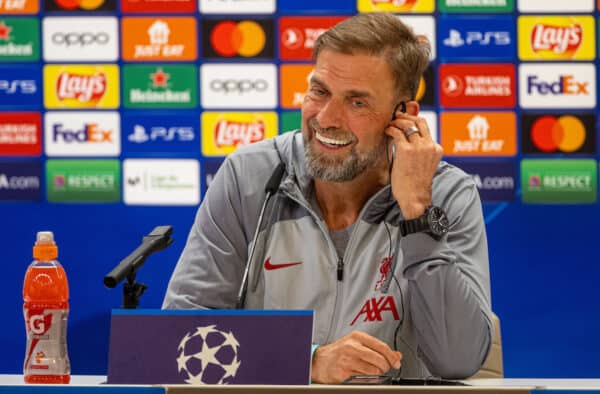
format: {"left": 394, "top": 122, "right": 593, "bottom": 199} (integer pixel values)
{"left": 311, "top": 331, "right": 402, "bottom": 384}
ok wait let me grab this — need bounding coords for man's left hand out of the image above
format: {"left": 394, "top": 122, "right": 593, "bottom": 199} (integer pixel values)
{"left": 385, "top": 112, "right": 444, "bottom": 220}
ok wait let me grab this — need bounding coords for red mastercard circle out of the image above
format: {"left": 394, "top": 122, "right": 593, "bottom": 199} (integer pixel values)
{"left": 531, "top": 115, "right": 585, "bottom": 153}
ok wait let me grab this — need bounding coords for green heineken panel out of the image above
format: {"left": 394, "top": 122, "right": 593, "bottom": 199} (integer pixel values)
{"left": 0, "top": 18, "right": 39, "bottom": 62}
{"left": 280, "top": 111, "right": 301, "bottom": 133}
{"left": 521, "top": 159, "right": 597, "bottom": 204}
{"left": 438, "top": 0, "right": 514, "bottom": 13}
{"left": 122, "top": 64, "right": 198, "bottom": 109}
{"left": 46, "top": 160, "right": 120, "bottom": 203}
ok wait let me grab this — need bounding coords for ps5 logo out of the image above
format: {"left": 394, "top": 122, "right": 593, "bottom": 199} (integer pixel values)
{"left": 443, "top": 29, "right": 511, "bottom": 47}
{"left": 128, "top": 124, "right": 194, "bottom": 143}
{"left": 0, "top": 80, "right": 37, "bottom": 94}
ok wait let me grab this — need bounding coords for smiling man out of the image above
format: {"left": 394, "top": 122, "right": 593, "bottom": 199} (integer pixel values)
{"left": 163, "top": 13, "right": 492, "bottom": 384}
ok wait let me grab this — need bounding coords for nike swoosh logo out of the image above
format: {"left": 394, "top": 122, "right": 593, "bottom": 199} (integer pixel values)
{"left": 264, "top": 257, "right": 303, "bottom": 271}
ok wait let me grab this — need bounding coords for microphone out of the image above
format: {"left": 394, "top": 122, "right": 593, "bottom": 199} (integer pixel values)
{"left": 236, "top": 163, "right": 286, "bottom": 309}
{"left": 104, "top": 225, "right": 174, "bottom": 289}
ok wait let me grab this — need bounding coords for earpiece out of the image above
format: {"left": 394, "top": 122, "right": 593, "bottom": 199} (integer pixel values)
{"left": 391, "top": 102, "right": 407, "bottom": 121}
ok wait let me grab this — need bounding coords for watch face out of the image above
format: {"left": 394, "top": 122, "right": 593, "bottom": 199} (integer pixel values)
{"left": 428, "top": 206, "right": 450, "bottom": 236}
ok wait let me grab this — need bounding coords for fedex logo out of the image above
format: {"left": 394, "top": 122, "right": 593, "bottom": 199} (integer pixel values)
{"left": 45, "top": 111, "right": 120, "bottom": 156}
{"left": 527, "top": 75, "right": 588, "bottom": 95}
{"left": 439, "top": 16, "right": 515, "bottom": 60}
{"left": 53, "top": 123, "right": 112, "bottom": 143}
{"left": 519, "top": 64, "right": 595, "bottom": 109}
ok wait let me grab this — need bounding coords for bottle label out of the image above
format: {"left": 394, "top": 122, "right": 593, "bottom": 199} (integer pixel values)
{"left": 24, "top": 307, "right": 70, "bottom": 375}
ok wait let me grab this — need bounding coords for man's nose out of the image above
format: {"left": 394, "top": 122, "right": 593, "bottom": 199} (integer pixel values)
{"left": 315, "top": 98, "right": 343, "bottom": 129}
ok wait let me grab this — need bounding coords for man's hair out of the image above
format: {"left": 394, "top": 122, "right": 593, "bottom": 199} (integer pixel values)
{"left": 313, "top": 13, "right": 431, "bottom": 101}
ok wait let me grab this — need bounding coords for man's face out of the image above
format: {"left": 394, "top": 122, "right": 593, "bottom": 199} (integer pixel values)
{"left": 301, "top": 49, "right": 398, "bottom": 182}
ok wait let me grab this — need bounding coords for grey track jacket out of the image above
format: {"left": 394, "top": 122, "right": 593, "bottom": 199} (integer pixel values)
{"left": 163, "top": 130, "right": 493, "bottom": 379}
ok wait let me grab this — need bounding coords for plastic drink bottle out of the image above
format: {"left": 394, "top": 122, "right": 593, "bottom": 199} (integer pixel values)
{"left": 23, "top": 231, "right": 71, "bottom": 384}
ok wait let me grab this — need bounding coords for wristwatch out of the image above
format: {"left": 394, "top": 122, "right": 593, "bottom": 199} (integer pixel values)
{"left": 399, "top": 205, "right": 449, "bottom": 239}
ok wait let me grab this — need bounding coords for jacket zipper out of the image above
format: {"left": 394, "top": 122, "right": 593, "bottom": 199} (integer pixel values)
{"left": 337, "top": 258, "right": 344, "bottom": 281}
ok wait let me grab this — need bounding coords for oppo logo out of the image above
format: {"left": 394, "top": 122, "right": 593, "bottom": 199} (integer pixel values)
{"left": 209, "top": 79, "right": 268, "bottom": 93}
{"left": 52, "top": 32, "right": 110, "bottom": 47}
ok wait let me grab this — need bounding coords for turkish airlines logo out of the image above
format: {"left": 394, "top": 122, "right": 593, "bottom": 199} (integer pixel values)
{"left": 350, "top": 296, "right": 399, "bottom": 326}
{"left": 203, "top": 18, "right": 274, "bottom": 59}
{"left": 439, "top": 64, "right": 515, "bottom": 108}
{"left": 122, "top": 18, "right": 197, "bottom": 61}
{"left": 521, "top": 113, "right": 595, "bottom": 154}
{"left": 0, "top": 112, "right": 41, "bottom": 155}
{"left": 278, "top": 16, "right": 345, "bottom": 61}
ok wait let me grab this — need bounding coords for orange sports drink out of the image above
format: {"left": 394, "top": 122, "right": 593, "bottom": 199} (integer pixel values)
{"left": 23, "top": 231, "right": 70, "bottom": 384}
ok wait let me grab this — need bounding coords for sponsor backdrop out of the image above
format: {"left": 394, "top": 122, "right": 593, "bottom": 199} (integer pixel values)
{"left": 0, "top": 0, "right": 599, "bottom": 379}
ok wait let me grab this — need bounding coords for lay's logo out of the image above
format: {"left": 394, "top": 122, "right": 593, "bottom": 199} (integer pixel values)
{"left": 202, "top": 112, "right": 277, "bottom": 157}
{"left": 44, "top": 65, "right": 119, "bottom": 109}
{"left": 518, "top": 16, "right": 595, "bottom": 60}
{"left": 56, "top": 72, "right": 106, "bottom": 103}
{"left": 215, "top": 119, "right": 265, "bottom": 147}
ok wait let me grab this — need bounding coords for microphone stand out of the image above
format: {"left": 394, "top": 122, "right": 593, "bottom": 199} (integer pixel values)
{"left": 104, "top": 225, "right": 173, "bottom": 309}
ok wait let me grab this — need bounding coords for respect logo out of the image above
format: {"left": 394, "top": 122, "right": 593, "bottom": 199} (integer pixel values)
{"left": 521, "top": 159, "right": 597, "bottom": 204}
{"left": 357, "top": 0, "right": 434, "bottom": 12}
{"left": 46, "top": 159, "right": 120, "bottom": 203}
{"left": 122, "top": 18, "right": 197, "bottom": 62}
{"left": 202, "top": 112, "right": 277, "bottom": 156}
{"left": 202, "top": 18, "right": 274, "bottom": 59}
{"left": 44, "top": 64, "right": 119, "bottom": 109}
{"left": 521, "top": 113, "right": 595, "bottom": 154}
{"left": 518, "top": 16, "right": 595, "bottom": 60}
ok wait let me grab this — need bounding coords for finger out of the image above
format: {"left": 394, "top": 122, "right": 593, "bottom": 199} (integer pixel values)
{"left": 354, "top": 332, "right": 402, "bottom": 369}
{"left": 414, "top": 116, "right": 433, "bottom": 142}
{"left": 353, "top": 343, "right": 393, "bottom": 373}
{"left": 385, "top": 124, "right": 410, "bottom": 148}
{"left": 346, "top": 358, "right": 385, "bottom": 376}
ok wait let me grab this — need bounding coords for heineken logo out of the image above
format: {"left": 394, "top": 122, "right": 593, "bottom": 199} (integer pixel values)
{"left": 0, "top": 18, "right": 38, "bottom": 60}
{"left": 123, "top": 64, "right": 197, "bottom": 109}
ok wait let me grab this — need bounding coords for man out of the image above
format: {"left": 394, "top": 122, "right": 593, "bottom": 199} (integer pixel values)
{"left": 163, "top": 13, "right": 492, "bottom": 384}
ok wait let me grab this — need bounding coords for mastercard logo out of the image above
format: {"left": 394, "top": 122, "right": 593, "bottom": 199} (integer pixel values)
{"left": 53, "top": 0, "right": 104, "bottom": 9}
{"left": 211, "top": 20, "right": 266, "bottom": 57}
{"left": 531, "top": 115, "right": 586, "bottom": 152}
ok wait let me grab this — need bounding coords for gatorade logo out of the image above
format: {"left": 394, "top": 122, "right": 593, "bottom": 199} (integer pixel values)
{"left": 521, "top": 113, "right": 595, "bottom": 154}
{"left": 29, "top": 313, "right": 48, "bottom": 335}
{"left": 202, "top": 18, "right": 274, "bottom": 59}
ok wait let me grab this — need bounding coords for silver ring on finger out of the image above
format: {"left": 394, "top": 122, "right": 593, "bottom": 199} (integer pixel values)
{"left": 402, "top": 125, "right": 420, "bottom": 138}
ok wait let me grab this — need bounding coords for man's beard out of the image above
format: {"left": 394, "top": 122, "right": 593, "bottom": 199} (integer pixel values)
{"left": 303, "top": 119, "right": 387, "bottom": 182}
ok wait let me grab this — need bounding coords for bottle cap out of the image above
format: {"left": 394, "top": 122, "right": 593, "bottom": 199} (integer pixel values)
{"left": 33, "top": 231, "right": 58, "bottom": 261}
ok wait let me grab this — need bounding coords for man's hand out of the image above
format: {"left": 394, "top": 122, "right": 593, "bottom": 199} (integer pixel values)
{"left": 385, "top": 111, "right": 444, "bottom": 220}
{"left": 311, "top": 331, "right": 402, "bottom": 384}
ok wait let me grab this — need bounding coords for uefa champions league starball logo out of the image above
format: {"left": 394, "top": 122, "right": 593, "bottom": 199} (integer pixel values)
{"left": 176, "top": 325, "right": 242, "bottom": 384}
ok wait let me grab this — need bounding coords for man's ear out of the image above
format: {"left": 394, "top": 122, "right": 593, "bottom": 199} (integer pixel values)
{"left": 405, "top": 100, "right": 420, "bottom": 116}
